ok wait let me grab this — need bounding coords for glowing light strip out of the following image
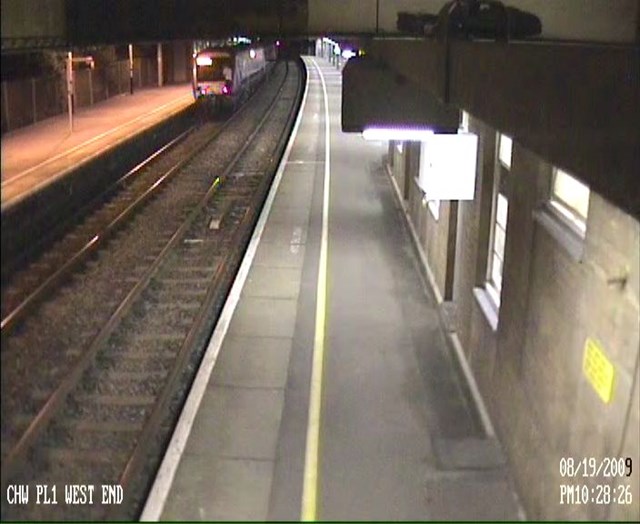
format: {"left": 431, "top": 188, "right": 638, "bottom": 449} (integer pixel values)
{"left": 362, "top": 127, "right": 434, "bottom": 141}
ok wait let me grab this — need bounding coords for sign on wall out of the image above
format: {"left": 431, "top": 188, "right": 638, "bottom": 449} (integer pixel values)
{"left": 418, "top": 133, "right": 478, "bottom": 200}
{"left": 583, "top": 337, "right": 616, "bottom": 404}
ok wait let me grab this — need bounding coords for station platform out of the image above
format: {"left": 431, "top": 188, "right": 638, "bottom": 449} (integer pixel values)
{"left": 0, "top": 83, "right": 193, "bottom": 210}
{"left": 141, "top": 57, "right": 524, "bottom": 521}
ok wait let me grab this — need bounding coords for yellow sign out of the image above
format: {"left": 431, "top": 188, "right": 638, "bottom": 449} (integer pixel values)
{"left": 583, "top": 338, "right": 615, "bottom": 404}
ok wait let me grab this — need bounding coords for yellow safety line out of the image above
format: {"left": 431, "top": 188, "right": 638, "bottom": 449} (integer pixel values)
{"left": 301, "top": 57, "right": 331, "bottom": 522}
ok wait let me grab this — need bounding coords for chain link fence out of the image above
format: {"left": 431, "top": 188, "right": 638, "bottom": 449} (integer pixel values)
{"left": 2, "top": 57, "right": 160, "bottom": 134}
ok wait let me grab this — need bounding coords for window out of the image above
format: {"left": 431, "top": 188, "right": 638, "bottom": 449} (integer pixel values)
{"left": 459, "top": 110, "right": 470, "bottom": 132}
{"left": 498, "top": 134, "right": 512, "bottom": 169}
{"left": 486, "top": 133, "right": 512, "bottom": 307}
{"left": 549, "top": 168, "right": 590, "bottom": 235}
{"left": 196, "top": 56, "right": 234, "bottom": 82}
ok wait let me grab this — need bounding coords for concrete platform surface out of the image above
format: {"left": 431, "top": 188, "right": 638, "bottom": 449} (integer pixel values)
{"left": 142, "top": 57, "right": 524, "bottom": 521}
{"left": 1, "top": 83, "right": 193, "bottom": 208}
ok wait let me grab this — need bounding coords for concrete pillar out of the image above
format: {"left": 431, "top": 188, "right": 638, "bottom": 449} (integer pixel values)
{"left": 157, "top": 43, "right": 163, "bottom": 87}
{"left": 128, "top": 44, "right": 134, "bottom": 94}
{"left": 31, "top": 78, "right": 37, "bottom": 124}
{"left": 2, "top": 81, "right": 10, "bottom": 130}
{"left": 66, "top": 51, "right": 73, "bottom": 131}
{"left": 88, "top": 69, "right": 94, "bottom": 105}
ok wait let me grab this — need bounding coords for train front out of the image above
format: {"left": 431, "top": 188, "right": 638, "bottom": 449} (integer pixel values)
{"left": 192, "top": 49, "right": 234, "bottom": 103}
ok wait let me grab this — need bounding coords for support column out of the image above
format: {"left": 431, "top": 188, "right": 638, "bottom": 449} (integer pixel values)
{"left": 66, "top": 51, "right": 73, "bottom": 131}
{"left": 2, "top": 81, "right": 10, "bottom": 131}
{"left": 128, "top": 44, "right": 134, "bottom": 94}
{"left": 157, "top": 43, "right": 163, "bottom": 87}
{"left": 31, "top": 78, "right": 37, "bottom": 124}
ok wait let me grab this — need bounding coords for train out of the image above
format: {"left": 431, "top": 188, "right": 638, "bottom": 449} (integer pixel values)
{"left": 192, "top": 43, "right": 275, "bottom": 112}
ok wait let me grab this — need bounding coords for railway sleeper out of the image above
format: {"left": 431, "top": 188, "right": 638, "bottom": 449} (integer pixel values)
{"left": 72, "top": 393, "right": 156, "bottom": 406}
{"left": 42, "top": 446, "right": 129, "bottom": 465}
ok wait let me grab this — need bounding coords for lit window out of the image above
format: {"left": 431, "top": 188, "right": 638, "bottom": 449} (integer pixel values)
{"left": 498, "top": 134, "right": 512, "bottom": 169}
{"left": 487, "top": 193, "right": 508, "bottom": 303}
{"left": 486, "top": 133, "right": 512, "bottom": 307}
{"left": 549, "top": 168, "right": 590, "bottom": 235}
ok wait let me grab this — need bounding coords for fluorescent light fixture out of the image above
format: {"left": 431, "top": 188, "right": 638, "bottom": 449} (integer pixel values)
{"left": 196, "top": 56, "right": 213, "bottom": 66}
{"left": 362, "top": 127, "right": 434, "bottom": 141}
{"left": 341, "top": 49, "right": 356, "bottom": 59}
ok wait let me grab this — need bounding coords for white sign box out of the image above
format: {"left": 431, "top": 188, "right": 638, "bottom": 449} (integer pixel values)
{"left": 418, "top": 133, "right": 478, "bottom": 200}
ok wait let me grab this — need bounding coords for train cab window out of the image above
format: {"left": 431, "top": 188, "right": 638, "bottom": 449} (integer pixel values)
{"left": 549, "top": 168, "right": 590, "bottom": 236}
{"left": 486, "top": 133, "right": 512, "bottom": 308}
{"left": 196, "top": 57, "right": 234, "bottom": 82}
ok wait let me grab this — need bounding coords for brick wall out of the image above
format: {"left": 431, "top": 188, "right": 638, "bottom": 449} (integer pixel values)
{"left": 388, "top": 114, "right": 640, "bottom": 520}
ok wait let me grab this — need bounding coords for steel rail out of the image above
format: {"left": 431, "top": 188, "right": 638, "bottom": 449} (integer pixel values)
{"left": 0, "top": 83, "right": 260, "bottom": 338}
{"left": 112, "top": 62, "right": 301, "bottom": 519}
{"left": 0, "top": 62, "right": 294, "bottom": 496}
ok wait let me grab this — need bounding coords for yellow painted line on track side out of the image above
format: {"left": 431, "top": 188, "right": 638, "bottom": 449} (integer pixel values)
{"left": 301, "top": 57, "right": 331, "bottom": 522}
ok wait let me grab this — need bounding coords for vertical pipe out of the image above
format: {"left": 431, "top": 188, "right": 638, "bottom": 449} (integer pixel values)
{"left": 89, "top": 68, "right": 94, "bottom": 105}
{"left": 444, "top": 201, "right": 459, "bottom": 300}
{"left": 67, "top": 51, "right": 73, "bottom": 132}
{"left": 157, "top": 43, "right": 163, "bottom": 87}
{"left": 128, "top": 44, "right": 134, "bottom": 94}
{"left": 31, "top": 77, "right": 37, "bottom": 124}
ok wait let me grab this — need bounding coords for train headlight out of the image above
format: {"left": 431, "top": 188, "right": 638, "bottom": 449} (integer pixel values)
{"left": 196, "top": 56, "right": 213, "bottom": 66}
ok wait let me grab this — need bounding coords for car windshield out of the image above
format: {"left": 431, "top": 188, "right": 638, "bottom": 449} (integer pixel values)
{"left": 196, "top": 56, "right": 233, "bottom": 82}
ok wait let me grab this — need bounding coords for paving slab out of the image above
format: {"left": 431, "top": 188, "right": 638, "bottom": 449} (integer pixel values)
{"left": 212, "top": 336, "right": 293, "bottom": 389}
{"left": 243, "top": 266, "right": 302, "bottom": 298}
{"left": 185, "top": 385, "right": 284, "bottom": 459}
{"left": 227, "top": 297, "right": 298, "bottom": 338}
{"left": 161, "top": 455, "right": 273, "bottom": 521}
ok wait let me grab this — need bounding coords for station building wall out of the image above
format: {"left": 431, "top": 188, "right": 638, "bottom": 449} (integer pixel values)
{"left": 387, "top": 114, "right": 640, "bottom": 521}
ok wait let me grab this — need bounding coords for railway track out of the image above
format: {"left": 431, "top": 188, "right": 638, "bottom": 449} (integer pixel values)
{"left": 0, "top": 68, "right": 272, "bottom": 335}
{"left": 0, "top": 59, "right": 302, "bottom": 520}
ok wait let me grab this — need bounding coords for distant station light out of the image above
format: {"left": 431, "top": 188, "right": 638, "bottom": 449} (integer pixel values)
{"left": 341, "top": 49, "right": 356, "bottom": 59}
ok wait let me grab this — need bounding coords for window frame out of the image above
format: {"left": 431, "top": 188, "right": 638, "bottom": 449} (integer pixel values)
{"left": 485, "top": 133, "right": 512, "bottom": 308}
{"left": 548, "top": 167, "right": 590, "bottom": 237}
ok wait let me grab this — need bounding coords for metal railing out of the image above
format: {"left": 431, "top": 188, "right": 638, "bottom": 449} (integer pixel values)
{"left": 1, "top": 57, "right": 160, "bottom": 134}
